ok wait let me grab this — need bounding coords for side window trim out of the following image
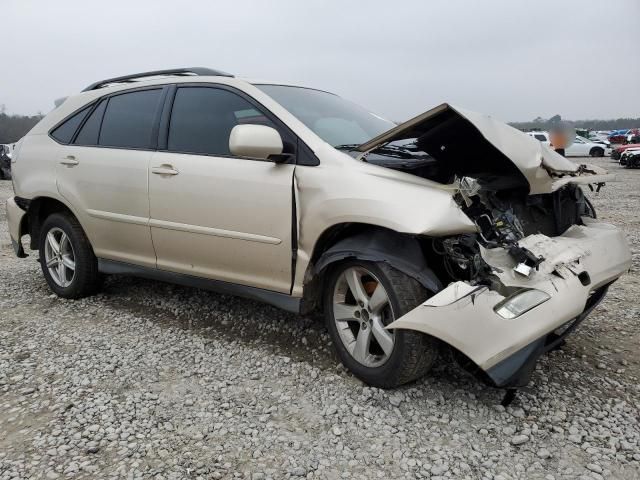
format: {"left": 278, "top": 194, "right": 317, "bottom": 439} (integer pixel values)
{"left": 48, "top": 102, "right": 97, "bottom": 145}
{"left": 71, "top": 98, "right": 106, "bottom": 145}
{"left": 49, "top": 85, "right": 168, "bottom": 151}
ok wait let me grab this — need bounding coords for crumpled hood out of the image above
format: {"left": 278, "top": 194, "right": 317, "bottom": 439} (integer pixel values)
{"left": 357, "top": 103, "right": 614, "bottom": 195}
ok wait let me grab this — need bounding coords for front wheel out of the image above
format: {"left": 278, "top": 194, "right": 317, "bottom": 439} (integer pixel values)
{"left": 324, "top": 260, "right": 439, "bottom": 388}
{"left": 39, "top": 212, "right": 102, "bottom": 298}
{"left": 590, "top": 147, "right": 604, "bottom": 157}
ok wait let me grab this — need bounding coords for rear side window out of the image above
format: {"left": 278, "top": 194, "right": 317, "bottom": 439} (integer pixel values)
{"left": 74, "top": 100, "right": 107, "bottom": 146}
{"left": 50, "top": 106, "right": 91, "bottom": 143}
{"left": 99, "top": 89, "right": 162, "bottom": 149}
{"left": 534, "top": 134, "right": 547, "bottom": 142}
{"left": 168, "top": 87, "right": 276, "bottom": 156}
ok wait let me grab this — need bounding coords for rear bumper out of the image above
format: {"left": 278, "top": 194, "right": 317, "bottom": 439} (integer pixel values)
{"left": 6, "top": 196, "right": 27, "bottom": 257}
{"left": 387, "top": 220, "right": 632, "bottom": 387}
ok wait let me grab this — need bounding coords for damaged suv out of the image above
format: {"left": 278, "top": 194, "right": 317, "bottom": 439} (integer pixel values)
{"left": 6, "top": 68, "right": 631, "bottom": 390}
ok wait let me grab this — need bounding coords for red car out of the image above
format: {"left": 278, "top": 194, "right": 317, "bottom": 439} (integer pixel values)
{"left": 611, "top": 143, "right": 640, "bottom": 160}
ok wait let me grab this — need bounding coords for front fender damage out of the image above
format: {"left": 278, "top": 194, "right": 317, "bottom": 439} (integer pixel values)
{"left": 386, "top": 220, "right": 632, "bottom": 388}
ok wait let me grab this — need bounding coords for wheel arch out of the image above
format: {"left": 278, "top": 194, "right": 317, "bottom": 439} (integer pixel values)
{"left": 25, "top": 196, "right": 78, "bottom": 250}
{"left": 300, "top": 223, "right": 443, "bottom": 313}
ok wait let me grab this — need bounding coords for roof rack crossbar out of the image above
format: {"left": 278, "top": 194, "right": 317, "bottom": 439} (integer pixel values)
{"left": 81, "top": 67, "right": 234, "bottom": 92}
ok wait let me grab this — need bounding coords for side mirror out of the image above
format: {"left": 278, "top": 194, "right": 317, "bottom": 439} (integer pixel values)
{"left": 229, "top": 124, "right": 284, "bottom": 160}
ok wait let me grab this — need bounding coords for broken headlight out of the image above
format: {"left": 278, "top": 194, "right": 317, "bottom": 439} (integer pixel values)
{"left": 494, "top": 289, "right": 550, "bottom": 319}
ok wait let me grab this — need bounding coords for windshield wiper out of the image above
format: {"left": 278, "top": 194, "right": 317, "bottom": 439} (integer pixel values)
{"left": 333, "top": 144, "right": 361, "bottom": 151}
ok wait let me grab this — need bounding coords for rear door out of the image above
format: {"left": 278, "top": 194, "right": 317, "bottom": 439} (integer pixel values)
{"left": 55, "top": 87, "right": 166, "bottom": 267}
{"left": 148, "top": 85, "right": 296, "bottom": 293}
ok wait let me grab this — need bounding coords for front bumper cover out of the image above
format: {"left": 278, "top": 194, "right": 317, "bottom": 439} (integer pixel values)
{"left": 387, "top": 220, "right": 631, "bottom": 387}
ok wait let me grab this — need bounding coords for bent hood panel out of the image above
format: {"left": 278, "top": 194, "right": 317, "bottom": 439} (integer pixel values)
{"left": 357, "top": 103, "right": 610, "bottom": 194}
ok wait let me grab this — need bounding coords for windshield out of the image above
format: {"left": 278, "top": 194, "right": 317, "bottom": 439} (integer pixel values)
{"left": 256, "top": 84, "right": 395, "bottom": 147}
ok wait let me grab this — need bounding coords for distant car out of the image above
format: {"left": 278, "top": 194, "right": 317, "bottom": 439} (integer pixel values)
{"left": 619, "top": 147, "right": 640, "bottom": 167}
{"left": 526, "top": 131, "right": 550, "bottom": 145}
{"left": 612, "top": 143, "right": 640, "bottom": 160}
{"left": 608, "top": 130, "right": 630, "bottom": 144}
{"left": 526, "top": 132, "right": 610, "bottom": 157}
{"left": 0, "top": 144, "right": 13, "bottom": 179}
{"left": 586, "top": 134, "right": 610, "bottom": 147}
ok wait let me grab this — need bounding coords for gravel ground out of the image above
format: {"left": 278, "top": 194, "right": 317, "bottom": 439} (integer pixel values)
{"left": 1, "top": 157, "right": 639, "bottom": 480}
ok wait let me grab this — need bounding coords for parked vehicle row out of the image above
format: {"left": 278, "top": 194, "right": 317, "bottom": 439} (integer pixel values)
{"left": 525, "top": 131, "right": 611, "bottom": 157}
{"left": 611, "top": 142, "right": 640, "bottom": 160}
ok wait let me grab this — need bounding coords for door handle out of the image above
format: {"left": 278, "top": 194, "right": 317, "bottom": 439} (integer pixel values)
{"left": 60, "top": 156, "right": 79, "bottom": 166}
{"left": 151, "top": 165, "right": 179, "bottom": 176}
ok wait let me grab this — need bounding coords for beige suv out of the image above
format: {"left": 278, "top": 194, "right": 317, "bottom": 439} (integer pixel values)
{"left": 6, "top": 67, "right": 631, "bottom": 390}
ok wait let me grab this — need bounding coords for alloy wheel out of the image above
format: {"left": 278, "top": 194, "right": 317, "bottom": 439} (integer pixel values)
{"left": 44, "top": 227, "right": 76, "bottom": 288}
{"left": 332, "top": 266, "right": 395, "bottom": 367}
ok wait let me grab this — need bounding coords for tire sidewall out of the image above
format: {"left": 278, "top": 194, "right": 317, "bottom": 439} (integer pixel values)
{"left": 324, "top": 260, "right": 417, "bottom": 384}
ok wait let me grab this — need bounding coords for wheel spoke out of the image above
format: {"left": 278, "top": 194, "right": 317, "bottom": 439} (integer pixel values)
{"left": 369, "top": 283, "right": 389, "bottom": 314}
{"left": 371, "top": 317, "right": 394, "bottom": 356}
{"left": 59, "top": 232, "right": 70, "bottom": 254}
{"left": 45, "top": 257, "right": 58, "bottom": 268}
{"left": 61, "top": 255, "right": 75, "bottom": 271}
{"left": 57, "top": 261, "right": 67, "bottom": 287}
{"left": 352, "top": 325, "right": 372, "bottom": 363}
{"left": 334, "top": 302, "right": 359, "bottom": 322}
{"left": 47, "top": 231, "right": 60, "bottom": 255}
{"left": 345, "top": 268, "right": 369, "bottom": 305}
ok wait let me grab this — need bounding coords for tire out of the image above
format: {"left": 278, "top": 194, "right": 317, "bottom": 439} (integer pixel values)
{"left": 324, "top": 260, "right": 439, "bottom": 388}
{"left": 590, "top": 147, "right": 604, "bottom": 157}
{"left": 1, "top": 168, "right": 11, "bottom": 180}
{"left": 38, "top": 212, "right": 102, "bottom": 298}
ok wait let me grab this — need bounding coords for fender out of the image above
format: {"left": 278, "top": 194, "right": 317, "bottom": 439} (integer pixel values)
{"left": 314, "top": 229, "right": 442, "bottom": 294}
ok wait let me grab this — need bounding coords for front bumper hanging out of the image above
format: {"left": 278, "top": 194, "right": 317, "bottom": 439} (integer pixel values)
{"left": 386, "top": 220, "right": 632, "bottom": 388}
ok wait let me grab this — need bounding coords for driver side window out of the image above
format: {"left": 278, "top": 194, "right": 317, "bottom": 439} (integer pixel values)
{"left": 167, "top": 87, "right": 278, "bottom": 156}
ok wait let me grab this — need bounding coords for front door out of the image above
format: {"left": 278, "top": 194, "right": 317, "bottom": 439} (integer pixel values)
{"left": 148, "top": 86, "right": 295, "bottom": 293}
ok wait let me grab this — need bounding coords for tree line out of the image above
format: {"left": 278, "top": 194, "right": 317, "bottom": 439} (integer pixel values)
{"left": 509, "top": 115, "right": 640, "bottom": 132}
{"left": 0, "top": 107, "right": 43, "bottom": 144}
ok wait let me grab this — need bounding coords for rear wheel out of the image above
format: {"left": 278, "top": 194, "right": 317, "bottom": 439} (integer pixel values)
{"left": 39, "top": 212, "right": 102, "bottom": 298}
{"left": 324, "top": 260, "right": 439, "bottom": 388}
{"left": 590, "top": 147, "right": 604, "bottom": 157}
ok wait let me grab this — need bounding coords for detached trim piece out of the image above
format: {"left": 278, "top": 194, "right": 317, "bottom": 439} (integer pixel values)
{"left": 98, "top": 259, "right": 300, "bottom": 313}
{"left": 82, "top": 67, "right": 234, "bottom": 92}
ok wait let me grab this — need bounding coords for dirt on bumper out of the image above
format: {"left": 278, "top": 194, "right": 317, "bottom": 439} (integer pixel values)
{"left": 387, "top": 219, "right": 632, "bottom": 387}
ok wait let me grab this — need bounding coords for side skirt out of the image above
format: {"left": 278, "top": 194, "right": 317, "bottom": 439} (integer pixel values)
{"left": 98, "top": 259, "right": 301, "bottom": 314}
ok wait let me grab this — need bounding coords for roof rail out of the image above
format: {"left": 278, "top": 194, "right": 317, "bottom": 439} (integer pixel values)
{"left": 81, "top": 67, "right": 234, "bottom": 92}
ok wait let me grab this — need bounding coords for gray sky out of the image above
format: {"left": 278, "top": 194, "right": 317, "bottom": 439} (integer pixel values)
{"left": 3, "top": 0, "right": 639, "bottom": 122}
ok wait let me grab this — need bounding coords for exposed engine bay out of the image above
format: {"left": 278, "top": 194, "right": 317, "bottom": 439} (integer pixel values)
{"left": 430, "top": 177, "right": 595, "bottom": 292}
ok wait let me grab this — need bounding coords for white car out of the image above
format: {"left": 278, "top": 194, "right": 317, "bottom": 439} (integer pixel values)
{"left": 526, "top": 132, "right": 610, "bottom": 157}
{"left": 568, "top": 136, "right": 611, "bottom": 157}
